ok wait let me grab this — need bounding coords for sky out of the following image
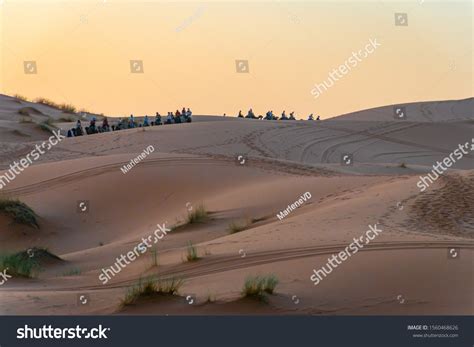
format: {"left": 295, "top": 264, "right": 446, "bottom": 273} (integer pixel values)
{"left": 0, "top": 0, "right": 472, "bottom": 119}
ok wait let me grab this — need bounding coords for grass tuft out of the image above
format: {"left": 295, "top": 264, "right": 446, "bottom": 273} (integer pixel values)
{"left": 242, "top": 274, "right": 279, "bottom": 299}
{"left": 121, "top": 277, "right": 183, "bottom": 306}
{"left": 205, "top": 292, "right": 216, "bottom": 303}
{"left": 185, "top": 204, "right": 209, "bottom": 224}
{"left": 34, "top": 97, "right": 59, "bottom": 108}
{"left": 34, "top": 97, "right": 76, "bottom": 113}
{"left": 0, "top": 252, "right": 39, "bottom": 278}
{"left": 59, "top": 103, "right": 76, "bottom": 114}
{"left": 0, "top": 197, "right": 39, "bottom": 228}
{"left": 185, "top": 241, "right": 199, "bottom": 262}
{"left": 13, "top": 94, "right": 29, "bottom": 102}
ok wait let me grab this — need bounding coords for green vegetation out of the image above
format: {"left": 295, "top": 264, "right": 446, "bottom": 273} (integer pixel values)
{"left": 0, "top": 252, "right": 39, "bottom": 278}
{"left": 242, "top": 274, "right": 279, "bottom": 300}
{"left": 185, "top": 204, "right": 209, "bottom": 224}
{"left": 185, "top": 241, "right": 199, "bottom": 262}
{"left": 121, "top": 277, "right": 183, "bottom": 306}
{"left": 0, "top": 197, "right": 39, "bottom": 228}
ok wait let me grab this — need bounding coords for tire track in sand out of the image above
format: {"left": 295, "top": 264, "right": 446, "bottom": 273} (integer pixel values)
{"left": 8, "top": 240, "right": 471, "bottom": 292}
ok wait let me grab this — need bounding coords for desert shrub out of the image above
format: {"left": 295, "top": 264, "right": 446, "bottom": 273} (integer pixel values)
{"left": 121, "top": 277, "right": 183, "bottom": 306}
{"left": 185, "top": 241, "right": 199, "bottom": 262}
{"left": 185, "top": 204, "right": 209, "bottom": 224}
{"left": 0, "top": 252, "right": 38, "bottom": 278}
{"left": 242, "top": 274, "right": 279, "bottom": 299}
{"left": 34, "top": 97, "right": 60, "bottom": 108}
{"left": 0, "top": 197, "right": 39, "bottom": 228}
{"left": 59, "top": 103, "right": 76, "bottom": 113}
{"left": 13, "top": 94, "right": 29, "bottom": 102}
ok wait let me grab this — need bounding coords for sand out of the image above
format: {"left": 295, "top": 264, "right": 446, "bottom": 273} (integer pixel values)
{"left": 0, "top": 94, "right": 472, "bottom": 315}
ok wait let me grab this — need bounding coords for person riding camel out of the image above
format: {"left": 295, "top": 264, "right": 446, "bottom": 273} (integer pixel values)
{"left": 155, "top": 112, "right": 162, "bottom": 125}
{"left": 174, "top": 110, "right": 182, "bottom": 123}
{"left": 75, "top": 120, "right": 83, "bottom": 134}
{"left": 185, "top": 108, "right": 192, "bottom": 122}
{"left": 102, "top": 117, "right": 110, "bottom": 131}
{"left": 246, "top": 108, "right": 256, "bottom": 119}
{"left": 166, "top": 112, "right": 173, "bottom": 124}
{"left": 129, "top": 114, "right": 135, "bottom": 128}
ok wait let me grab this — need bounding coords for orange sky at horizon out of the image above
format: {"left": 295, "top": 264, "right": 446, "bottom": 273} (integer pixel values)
{"left": 1, "top": 1, "right": 472, "bottom": 119}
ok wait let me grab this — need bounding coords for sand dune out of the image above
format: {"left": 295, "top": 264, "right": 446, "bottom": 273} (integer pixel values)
{"left": 0, "top": 95, "right": 472, "bottom": 315}
{"left": 332, "top": 97, "right": 473, "bottom": 122}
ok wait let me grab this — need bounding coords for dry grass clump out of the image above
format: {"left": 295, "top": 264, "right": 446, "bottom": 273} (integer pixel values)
{"left": 242, "top": 274, "right": 279, "bottom": 300}
{"left": 121, "top": 277, "right": 183, "bottom": 306}
{"left": 185, "top": 204, "right": 209, "bottom": 224}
